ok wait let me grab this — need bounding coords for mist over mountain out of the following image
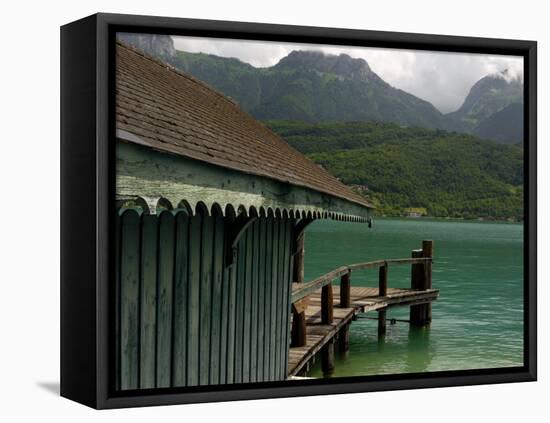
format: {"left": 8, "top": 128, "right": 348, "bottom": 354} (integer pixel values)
{"left": 117, "top": 33, "right": 524, "bottom": 145}
{"left": 446, "top": 71, "right": 523, "bottom": 136}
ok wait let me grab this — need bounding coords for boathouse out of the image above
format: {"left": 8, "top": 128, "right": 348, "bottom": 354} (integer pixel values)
{"left": 115, "top": 42, "right": 375, "bottom": 390}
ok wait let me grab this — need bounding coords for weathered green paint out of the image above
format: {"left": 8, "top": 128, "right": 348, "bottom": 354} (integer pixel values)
{"left": 172, "top": 213, "right": 189, "bottom": 387}
{"left": 119, "top": 210, "right": 140, "bottom": 390}
{"left": 187, "top": 214, "right": 202, "bottom": 386}
{"left": 116, "top": 141, "right": 371, "bottom": 222}
{"left": 140, "top": 214, "right": 158, "bottom": 389}
{"left": 199, "top": 216, "right": 214, "bottom": 385}
{"left": 233, "top": 231, "right": 245, "bottom": 383}
{"left": 210, "top": 215, "right": 224, "bottom": 384}
{"left": 270, "top": 218, "right": 280, "bottom": 381}
{"left": 116, "top": 210, "right": 294, "bottom": 389}
{"left": 243, "top": 228, "right": 254, "bottom": 379}
{"left": 226, "top": 260, "right": 237, "bottom": 384}
{"left": 156, "top": 211, "right": 174, "bottom": 388}
{"left": 250, "top": 220, "right": 259, "bottom": 382}
{"left": 264, "top": 217, "right": 275, "bottom": 380}
{"left": 257, "top": 218, "right": 266, "bottom": 381}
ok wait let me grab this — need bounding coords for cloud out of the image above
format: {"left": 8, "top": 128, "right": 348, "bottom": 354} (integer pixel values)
{"left": 172, "top": 35, "right": 523, "bottom": 114}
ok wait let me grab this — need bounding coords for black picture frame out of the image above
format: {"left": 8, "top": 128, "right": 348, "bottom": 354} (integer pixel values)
{"left": 60, "top": 12, "right": 537, "bottom": 409}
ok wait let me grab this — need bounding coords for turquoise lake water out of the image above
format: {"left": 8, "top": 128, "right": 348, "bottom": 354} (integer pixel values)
{"left": 305, "top": 218, "right": 524, "bottom": 378}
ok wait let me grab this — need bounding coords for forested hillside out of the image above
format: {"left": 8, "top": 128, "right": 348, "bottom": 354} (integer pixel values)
{"left": 267, "top": 121, "right": 524, "bottom": 220}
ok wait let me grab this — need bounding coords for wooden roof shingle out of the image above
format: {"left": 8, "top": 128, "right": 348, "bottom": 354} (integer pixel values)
{"left": 116, "top": 42, "right": 373, "bottom": 211}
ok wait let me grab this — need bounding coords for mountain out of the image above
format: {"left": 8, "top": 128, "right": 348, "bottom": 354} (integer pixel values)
{"left": 177, "top": 49, "right": 447, "bottom": 128}
{"left": 472, "top": 102, "right": 523, "bottom": 144}
{"left": 445, "top": 71, "right": 523, "bottom": 140}
{"left": 117, "top": 33, "right": 524, "bottom": 144}
{"left": 117, "top": 32, "right": 178, "bottom": 65}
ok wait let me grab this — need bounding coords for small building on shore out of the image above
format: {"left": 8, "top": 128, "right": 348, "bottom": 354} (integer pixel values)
{"left": 115, "top": 42, "right": 373, "bottom": 390}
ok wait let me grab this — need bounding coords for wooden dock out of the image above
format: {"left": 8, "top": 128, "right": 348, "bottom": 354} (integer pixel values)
{"left": 288, "top": 240, "right": 439, "bottom": 377}
{"left": 288, "top": 286, "right": 439, "bottom": 376}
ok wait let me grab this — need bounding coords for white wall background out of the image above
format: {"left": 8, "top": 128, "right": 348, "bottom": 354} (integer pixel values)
{"left": 0, "top": 0, "right": 545, "bottom": 421}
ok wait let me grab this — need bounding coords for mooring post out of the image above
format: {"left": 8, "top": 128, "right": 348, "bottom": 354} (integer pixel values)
{"left": 340, "top": 271, "right": 351, "bottom": 308}
{"left": 321, "top": 283, "right": 334, "bottom": 324}
{"left": 410, "top": 240, "right": 434, "bottom": 326}
{"left": 321, "top": 339, "right": 335, "bottom": 374}
{"left": 291, "top": 302, "right": 307, "bottom": 347}
{"left": 339, "top": 323, "right": 350, "bottom": 352}
{"left": 422, "top": 240, "right": 434, "bottom": 323}
{"left": 378, "top": 308, "right": 387, "bottom": 336}
{"left": 379, "top": 263, "right": 388, "bottom": 297}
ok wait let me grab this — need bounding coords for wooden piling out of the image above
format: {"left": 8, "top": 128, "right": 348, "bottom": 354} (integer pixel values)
{"left": 339, "top": 323, "right": 350, "bottom": 352}
{"left": 321, "top": 339, "right": 335, "bottom": 374}
{"left": 423, "top": 240, "right": 433, "bottom": 324}
{"left": 378, "top": 308, "right": 387, "bottom": 336}
{"left": 410, "top": 240, "right": 433, "bottom": 326}
{"left": 291, "top": 304, "right": 307, "bottom": 347}
{"left": 379, "top": 264, "right": 388, "bottom": 297}
{"left": 321, "top": 284, "right": 334, "bottom": 324}
{"left": 340, "top": 272, "right": 351, "bottom": 308}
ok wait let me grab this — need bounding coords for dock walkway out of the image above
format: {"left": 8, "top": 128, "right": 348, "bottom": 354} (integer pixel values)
{"left": 288, "top": 285, "right": 439, "bottom": 376}
{"left": 287, "top": 240, "right": 438, "bottom": 377}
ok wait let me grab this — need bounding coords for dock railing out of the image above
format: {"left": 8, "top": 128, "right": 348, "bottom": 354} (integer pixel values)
{"left": 290, "top": 240, "right": 434, "bottom": 347}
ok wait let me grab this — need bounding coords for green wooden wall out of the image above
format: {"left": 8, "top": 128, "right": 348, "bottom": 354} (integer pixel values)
{"left": 115, "top": 209, "right": 294, "bottom": 390}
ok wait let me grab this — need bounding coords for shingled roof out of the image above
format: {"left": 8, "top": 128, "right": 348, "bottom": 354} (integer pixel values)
{"left": 116, "top": 42, "right": 373, "bottom": 211}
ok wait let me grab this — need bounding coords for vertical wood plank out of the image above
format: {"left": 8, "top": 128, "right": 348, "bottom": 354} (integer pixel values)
{"left": 172, "top": 212, "right": 189, "bottom": 387}
{"left": 219, "top": 256, "right": 230, "bottom": 384}
{"left": 264, "top": 217, "right": 274, "bottom": 380}
{"left": 249, "top": 220, "right": 259, "bottom": 382}
{"left": 233, "top": 232, "right": 246, "bottom": 383}
{"left": 209, "top": 215, "right": 224, "bottom": 384}
{"left": 119, "top": 210, "right": 140, "bottom": 390}
{"left": 199, "top": 216, "right": 214, "bottom": 385}
{"left": 156, "top": 211, "right": 175, "bottom": 388}
{"left": 140, "top": 214, "right": 158, "bottom": 389}
{"left": 226, "top": 259, "right": 237, "bottom": 383}
{"left": 275, "top": 218, "right": 285, "bottom": 379}
{"left": 269, "top": 218, "right": 280, "bottom": 380}
{"left": 187, "top": 214, "right": 202, "bottom": 386}
{"left": 256, "top": 218, "right": 266, "bottom": 382}
{"left": 242, "top": 225, "right": 253, "bottom": 383}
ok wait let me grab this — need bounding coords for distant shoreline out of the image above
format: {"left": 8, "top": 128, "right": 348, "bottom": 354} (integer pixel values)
{"left": 372, "top": 214, "right": 523, "bottom": 224}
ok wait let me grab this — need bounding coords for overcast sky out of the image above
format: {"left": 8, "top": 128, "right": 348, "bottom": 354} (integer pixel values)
{"left": 172, "top": 36, "right": 523, "bottom": 114}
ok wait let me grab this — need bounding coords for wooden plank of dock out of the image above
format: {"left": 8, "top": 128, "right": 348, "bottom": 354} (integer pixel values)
{"left": 287, "top": 285, "right": 439, "bottom": 376}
